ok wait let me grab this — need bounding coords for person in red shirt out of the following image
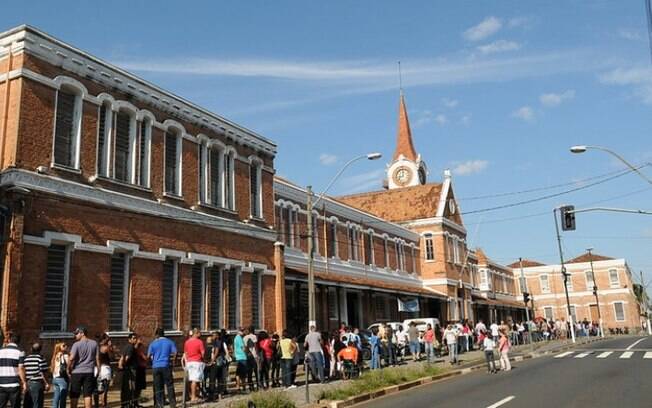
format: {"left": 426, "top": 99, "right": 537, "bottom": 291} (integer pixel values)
{"left": 182, "top": 329, "right": 205, "bottom": 402}
{"left": 258, "top": 332, "right": 273, "bottom": 389}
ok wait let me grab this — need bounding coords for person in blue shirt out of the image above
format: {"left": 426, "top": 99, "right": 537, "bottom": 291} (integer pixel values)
{"left": 233, "top": 329, "right": 248, "bottom": 393}
{"left": 147, "top": 328, "right": 177, "bottom": 408}
{"left": 369, "top": 328, "right": 381, "bottom": 369}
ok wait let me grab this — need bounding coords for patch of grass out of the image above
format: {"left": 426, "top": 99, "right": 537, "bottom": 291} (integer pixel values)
{"left": 319, "top": 364, "right": 442, "bottom": 401}
{"left": 228, "top": 390, "right": 296, "bottom": 408}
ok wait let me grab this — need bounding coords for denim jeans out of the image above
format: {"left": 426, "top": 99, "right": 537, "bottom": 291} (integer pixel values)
{"left": 0, "top": 386, "right": 21, "bottom": 408}
{"left": 152, "top": 367, "right": 176, "bottom": 408}
{"left": 448, "top": 343, "right": 458, "bottom": 364}
{"left": 281, "top": 359, "right": 293, "bottom": 387}
{"left": 308, "top": 352, "right": 324, "bottom": 382}
{"left": 484, "top": 350, "right": 496, "bottom": 372}
{"left": 424, "top": 342, "right": 434, "bottom": 362}
{"left": 370, "top": 348, "right": 380, "bottom": 369}
{"left": 52, "top": 377, "right": 68, "bottom": 408}
{"left": 24, "top": 381, "right": 44, "bottom": 408}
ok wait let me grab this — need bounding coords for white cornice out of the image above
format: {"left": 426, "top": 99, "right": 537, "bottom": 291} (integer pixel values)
{"left": 398, "top": 216, "right": 467, "bottom": 235}
{"left": 519, "top": 259, "right": 627, "bottom": 274}
{"left": 1, "top": 169, "right": 276, "bottom": 242}
{"left": 0, "top": 25, "right": 276, "bottom": 156}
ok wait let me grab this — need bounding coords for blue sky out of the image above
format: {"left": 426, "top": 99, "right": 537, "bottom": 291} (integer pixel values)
{"left": 4, "top": 1, "right": 652, "bottom": 283}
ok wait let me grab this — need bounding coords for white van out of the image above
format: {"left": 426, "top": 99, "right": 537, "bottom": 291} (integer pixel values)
{"left": 367, "top": 321, "right": 403, "bottom": 333}
{"left": 402, "top": 318, "right": 441, "bottom": 334}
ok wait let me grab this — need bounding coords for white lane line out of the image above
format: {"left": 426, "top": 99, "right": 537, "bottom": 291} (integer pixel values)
{"left": 596, "top": 352, "right": 613, "bottom": 359}
{"left": 620, "top": 351, "right": 634, "bottom": 359}
{"left": 486, "top": 396, "right": 515, "bottom": 408}
{"left": 574, "top": 352, "right": 591, "bottom": 358}
{"left": 644, "top": 352, "right": 652, "bottom": 359}
{"left": 626, "top": 338, "right": 646, "bottom": 350}
{"left": 555, "top": 351, "right": 573, "bottom": 358}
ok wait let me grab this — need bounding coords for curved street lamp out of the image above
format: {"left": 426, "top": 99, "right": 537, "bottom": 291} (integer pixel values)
{"left": 570, "top": 145, "right": 652, "bottom": 186}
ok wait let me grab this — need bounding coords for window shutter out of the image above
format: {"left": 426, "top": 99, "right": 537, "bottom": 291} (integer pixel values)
{"left": 250, "top": 163, "right": 259, "bottom": 217}
{"left": 54, "top": 91, "right": 76, "bottom": 167}
{"left": 42, "top": 245, "right": 67, "bottom": 331}
{"left": 165, "top": 132, "right": 178, "bottom": 194}
{"left": 114, "top": 112, "right": 131, "bottom": 182}
{"left": 209, "top": 267, "right": 221, "bottom": 329}
{"left": 139, "top": 121, "right": 148, "bottom": 186}
{"left": 97, "top": 105, "right": 108, "bottom": 174}
{"left": 224, "top": 154, "right": 232, "bottom": 209}
{"left": 108, "top": 253, "right": 127, "bottom": 331}
{"left": 161, "top": 260, "right": 175, "bottom": 330}
{"left": 227, "top": 271, "right": 238, "bottom": 329}
{"left": 210, "top": 149, "right": 221, "bottom": 206}
{"left": 191, "top": 264, "right": 203, "bottom": 329}
{"left": 251, "top": 270, "right": 260, "bottom": 329}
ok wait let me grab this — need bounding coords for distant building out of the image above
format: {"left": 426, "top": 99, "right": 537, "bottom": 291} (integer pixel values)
{"left": 509, "top": 253, "right": 643, "bottom": 330}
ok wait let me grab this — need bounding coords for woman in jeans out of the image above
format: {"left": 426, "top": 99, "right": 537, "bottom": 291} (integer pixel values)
{"left": 270, "top": 334, "right": 281, "bottom": 387}
{"left": 498, "top": 330, "right": 512, "bottom": 371}
{"left": 50, "top": 342, "right": 69, "bottom": 408}
{"left": 369, "top": 328, "right": 380, "bottom": 369}
{"left": 423, "top": 324, "right": 436, "bottom": 363}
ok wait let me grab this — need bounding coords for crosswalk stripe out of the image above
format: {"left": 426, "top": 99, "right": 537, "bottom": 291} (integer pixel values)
{"left": 644, "top": 352, "right": 652, "bottom": 359}
{"left": 620, "top": 352, "right": 634, "bottom": 359}
{"left": 555, "top": 351, "right": 573, "bottom": 358}
{"left": 574, "top": 352, "right": 591, "bottom": 358}
{"left": 596, "top": 352, "right": 612, "bottom": 359}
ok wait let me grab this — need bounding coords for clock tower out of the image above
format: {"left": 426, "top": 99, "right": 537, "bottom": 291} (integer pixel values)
{"left": 386, "top": 91, "right": 427, "bottom": 189}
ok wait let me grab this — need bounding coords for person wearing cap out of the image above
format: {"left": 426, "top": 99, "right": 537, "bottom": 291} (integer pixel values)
{"left": 68, "top": 326, "right": 100, "bottom": 408}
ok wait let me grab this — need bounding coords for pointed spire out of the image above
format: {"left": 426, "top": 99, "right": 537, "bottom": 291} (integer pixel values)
{"left": 392, "top": 91, "right": 418, "bottom": 161}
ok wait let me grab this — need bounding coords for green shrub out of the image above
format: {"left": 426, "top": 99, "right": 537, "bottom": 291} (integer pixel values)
{"left": 228, "top": 390, "right": 296, "bottom": 408}
{"left": 320, "top": 364, "right": 441, "bottom": 401}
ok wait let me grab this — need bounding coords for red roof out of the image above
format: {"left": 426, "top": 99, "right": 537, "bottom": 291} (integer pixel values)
{"left": 506, "top": 259, "right": 547, "bottom": 268}
{"left": 567, "top": 252, "right": 614, "bottom": 264}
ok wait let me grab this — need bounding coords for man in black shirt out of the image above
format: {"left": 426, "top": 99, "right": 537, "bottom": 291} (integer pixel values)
{"left": 119, "top": 334, "right": 138, "bottom": 408}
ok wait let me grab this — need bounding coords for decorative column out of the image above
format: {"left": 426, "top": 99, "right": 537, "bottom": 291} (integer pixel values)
{"left": 1, "top": 198, "right": 25, "bottom": 333}
{"left": 274, "top": 241, "right": 286, "bottom": 333}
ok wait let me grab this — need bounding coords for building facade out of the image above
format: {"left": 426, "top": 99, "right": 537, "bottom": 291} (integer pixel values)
{"left": 512, "top": 253, "right": 642, "bottom": 330}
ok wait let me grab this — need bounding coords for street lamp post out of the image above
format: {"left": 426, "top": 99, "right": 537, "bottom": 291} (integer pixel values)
{"left": 306, "top": 153, "right": 382, "bottom": 329}
{"left": 570, "top": 145, "right": 652, "bottom": 186}
{"left": 586, "top": 248, "right": 604, "bottom": 338}
{"left": 553, "top": 207, "right": 576, "bottom": 343}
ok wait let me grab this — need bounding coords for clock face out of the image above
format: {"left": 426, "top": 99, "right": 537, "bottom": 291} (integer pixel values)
{"left": 393, "top": 166, "right": 413, "bottom": 186}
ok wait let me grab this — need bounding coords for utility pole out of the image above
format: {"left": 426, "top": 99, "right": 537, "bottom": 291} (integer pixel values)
{"left": 587, "top": 248, "right": 604, "bottom": 337}
{"left": 307, "top": 185, "right": 316, "bottom": 329}
{"left": 640, "top": 270, "right": 652, "bottom": 335}
{"left": 553, "top": 208, "right": 576, "bottom": 343}
{"left": 519, "top": 258, "right": 530, "bottom": 322}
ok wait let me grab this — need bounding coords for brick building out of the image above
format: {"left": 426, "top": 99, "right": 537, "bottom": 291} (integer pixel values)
{"left": 0, "top": 25, "right": 280, "bottom": 349}
{"left": 509, "top": 253, "right": 642, "bottom": 330}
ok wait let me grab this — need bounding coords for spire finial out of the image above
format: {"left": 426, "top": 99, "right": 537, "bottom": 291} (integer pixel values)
{"left": 398, "top": 61, "right": 403, "bottom": 94}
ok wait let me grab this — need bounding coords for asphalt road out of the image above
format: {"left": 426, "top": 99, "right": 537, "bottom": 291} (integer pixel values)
{"left": 356, "top": 336, "right": 652, "bottom": 408}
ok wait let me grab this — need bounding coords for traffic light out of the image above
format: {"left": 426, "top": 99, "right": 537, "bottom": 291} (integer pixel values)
{"left": 523, "top": 292, "right": 530, "bottom": 304}
{"left": 560, "top": 205, "right": 576, "bottom": 231}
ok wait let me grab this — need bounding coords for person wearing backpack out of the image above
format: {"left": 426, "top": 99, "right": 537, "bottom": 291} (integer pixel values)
{"left": 50, "top": 342, "right": 69, "bottom": 408}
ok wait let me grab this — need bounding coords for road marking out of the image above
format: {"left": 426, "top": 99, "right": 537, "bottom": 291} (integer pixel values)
{"left": 574, "top": 352, "right": 591, "bottom": 358}
{"left": 619, "top": 351, "right": 634, "bottom": 359}
{"left": 644, "top": 352, "right": 652, "bottom": 359}
{"left": 555, "top": 351, "right": 573, "bottom": 358}
{"left": 626, "top": 338, "right": 646, "bottom": 350}
{"left": 486, "top": 396, "right": 515, "bottom": 408}
{"left": 596, "top": 352, "right": 612, "bottom": 359}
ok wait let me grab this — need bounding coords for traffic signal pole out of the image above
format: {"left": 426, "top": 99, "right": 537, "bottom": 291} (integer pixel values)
{"left": 519, "top": 258, "right": 530, "bottom": 322}
{"left": 554, "top": 207, "right": 576, "bottom": 343}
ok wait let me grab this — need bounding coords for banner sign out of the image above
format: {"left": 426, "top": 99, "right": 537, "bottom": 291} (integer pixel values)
{"left": 398, "top": 298, "right": 420, "bottom": 312}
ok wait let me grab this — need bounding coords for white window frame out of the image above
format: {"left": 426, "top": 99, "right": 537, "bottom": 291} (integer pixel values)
{"left": 584, "top": 270, "right": 595, "bottom": 290}
{"left": 365, "top": 230, "right": 374, "bottom": 266}
{"left": 566, "top": 272, "right": 574, "bottom": 292}
{"left": 329, "top": 218, "right": 339, "bottom": 258}
{"left": 52, "top": 86, "right": 83, "bottom": 170}
{"left": 411, "top": 244, "right": 417, "bottom": 273}
{"left": 112, "top": 105, "right": 138, "bottom": 184}
{"left": 609, "top": 269, "right": 620, "bottom": 288}
{"left": 163, "top": 126, "right": 183, "bottom": 196}
{"left": 96, "top": 98, "right": 114, "bottom": 177}
{"left": 138, "top": 117, "right": 152, "bottom": 188}
{"left": 423, "top": 233, "right": 435, "bottom": 261}
{"left": 540, "top": 274, "right": 550, "bottom": 293}
{"left": 569, "top": 305, "right": 577, "bottom": 322}
{"left": 383, "top": 235, "right": 390, "bottom": 268}
{"left": 223, "top": 149, "right": 236, "bottom": 210}
{"left": 613, "top": 302, "right": 626, "bottom": 322}
{"left": 108, "top": 252, "right": 131, "bottom": 332}
{"left": 43, "top": 243, "right": 72, "bottom": 332}
{"left": 543, "top": 306, "right": 554, "bottom": 321}
{"left": 249, "top": 156, "right": 264, "bottom": 219}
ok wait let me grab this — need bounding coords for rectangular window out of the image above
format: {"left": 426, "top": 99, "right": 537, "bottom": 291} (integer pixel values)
{"left": 384, "top": 238, "right": 389, "bottom": 267}
{"left": 445, "top": 236, "right": 453, "bottom": 263}
{"left": 328, "top": 222, "right": 337, "bottom": 258}
{"left": 139, "top": 121, "right": 150, "bottom": 187}
{"left": 566, "top": 273, "right": 574, "bottom": 292}
{"left": 364, "top": 232, "right": 373, "bottom": 266}
{"left": 114, "top": 111, "right": 132, "bottom": 183}
{"left": 97, "top": 105, "right": 109, "bottom": 176}
{"left": 585, "top": 270, "right": 595, "bottom": 290}
{"left": 199, "top": 145, "right": 207, "bottom": 203}
{"left": 544, "top": 306, "right": 554, "bottom": 321}
{"left": 42, "top": 245, "right": 70, "bottom": 332}
{"left": 327, "top": 288, "right": 337, "bottom": 319}
{"left": 210, "top": 149, "right": 221, "bottom": 207}
{"left": 375, "top": 296, "right": 388, "bottom": 320}
{"left": 348, "top": 227, "right": 359, "bottom": 261}
{"left": 191, "top": 264, "right": 204, "bottom": 329}
{"left": 424, "top": 234, "right": 434, "bottom": 261}
{"left": 53, "top": 90, "right": 79, "bottom": 168}
{"left": 569, "top": 305, "right": 577, "bottom": 322}
{"left": 614, "top": 302, "right": 625, "bottom": 321}
{"left": 251, "top": 270, "right": 261, "bottom": 329}
{"left": 227, "top": 270, "right": 239, "bottom": 329}
{"left": 250, "top": 163, "right": 261, "bottom": 218}
{"left": 609, "top": 269, "right": 620, "bottom": 287}
{"left": 108, "top": 253, "right": 129, "bottom": 332}
{"left": 224, "top": 153, "right": 234, "bottom": 210}
{"left": 209, "top": 267, "right": 222, "bottom": 329}
{"left": 161, "top": 259, "right": 178, "bottom": 331}
{"left": 164, "top": 132, "right": 180, "bottom": 195}
{"left": 540, "top": 274, "right": 550, "bottom": 293}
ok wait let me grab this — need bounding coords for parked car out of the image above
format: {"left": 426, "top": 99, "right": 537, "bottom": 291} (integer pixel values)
{"left": 367, "top": 321, "right": 404, "bottom": 333}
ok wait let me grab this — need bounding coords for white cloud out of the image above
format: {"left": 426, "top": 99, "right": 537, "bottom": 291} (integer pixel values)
{"left": 477, "top": 40, "right": 521, "bottom": 55}
{"left": 337, "top": 169, "right": 385, "bottom": 194}
{"left": 539, "top": 89, "right": 575, "bottom": 107}
{"left": 599, "top": 66, "right": 652, "bottom": 104}
{"left": 441, "top": 97, "right": 459, "bottom": 108}
{"left": 435, "top": 114, "right": 448, "bottom": 125}
{"left": 413, "top": 111, "right": 448, "bottom": 127}
{"left": 508, "top": 16, "right": 531, "bottom": 28}
{"left": 512, "top": 106, "right": 535, "bottom": 121}
{"left": 460, "top": 114, "right": 472, "bottom": 125}
{"left": 452, "top": 160, "right": 489, "bottom": 176}
{"left": 319, "top": 153, "right": 338, "bottom": 165}
{"left": 463, "top": 16, "right": 503, "bottom": 41}
{"left": 618, "top": 28, "right": 644, "bottom": 41}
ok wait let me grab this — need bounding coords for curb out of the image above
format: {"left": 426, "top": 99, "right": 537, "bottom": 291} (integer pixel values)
{"left": 320, "top": 337, "right": 607, "bottom": 408}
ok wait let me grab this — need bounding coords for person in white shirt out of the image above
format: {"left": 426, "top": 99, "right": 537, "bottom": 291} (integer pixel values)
{"left": 443, "top": 324, "right": 458, "bottom": 365}
{"left": 490, "top": 322, "right": 500, "bottom": 342}
{"left": 396, "top": 327, "right": 408, "bottom": 360}
{"left": 475, "top": 320, "right": 487, "bottom": 336}
{"left": 482, "top": 331, "right": 497, "bottom": 374}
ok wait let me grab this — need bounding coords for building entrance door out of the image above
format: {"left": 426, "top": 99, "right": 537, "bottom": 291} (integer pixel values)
{"left": 346, "top": 292, "right": 360, "bottom": 328}
{"left": 590, "top": 304, "right": 600, "bottom": 322}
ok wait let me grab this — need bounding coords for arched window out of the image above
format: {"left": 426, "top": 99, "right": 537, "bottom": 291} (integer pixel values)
{"left": 96, "top": 97, "right": 114, "bottom": 177}
{"left": 164, "top": 125, "right": 183, "bottom": 195}
{"left": 423, "top": 233, "right": 435, "bottom": 261}
{"left": 249, "top": 156, "right": 263, "bottom": 218}
{"left": 113, "top": 107, "right": 137, "bottom": 183}
{"left": 328, "top": 218, "right": 338, "bottom": 258}
{"left": 137, "top": 114, "right": 153, "bottom": 188}
{"left": 223, "top": 149, "right": 236, "bottom": 210}
{"left": 53, "top": 85, "right": 83, "bottom": 169}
